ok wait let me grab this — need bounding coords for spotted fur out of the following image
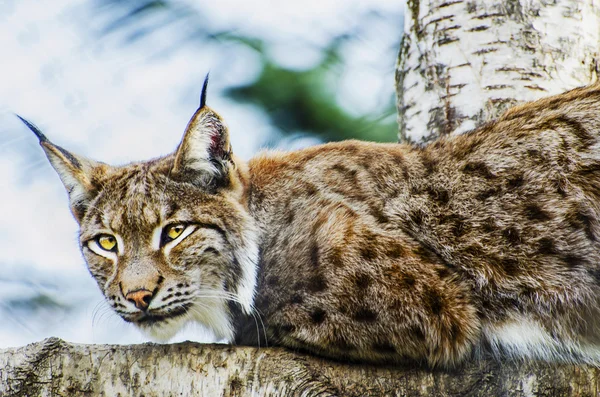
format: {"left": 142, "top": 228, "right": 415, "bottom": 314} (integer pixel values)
{"left": 22, "top": 83, "right": 600, "bottom": 367}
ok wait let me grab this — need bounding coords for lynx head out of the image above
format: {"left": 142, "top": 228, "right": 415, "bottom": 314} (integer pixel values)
{"left": 18, "top": 78, "right": 258, "bottom": 341}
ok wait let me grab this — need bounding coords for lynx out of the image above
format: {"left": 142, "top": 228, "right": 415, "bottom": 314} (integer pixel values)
{"left": 19, "top": 80, "right": 600, "bottom": 367}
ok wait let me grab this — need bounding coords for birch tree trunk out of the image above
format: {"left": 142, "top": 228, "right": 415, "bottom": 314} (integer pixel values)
{"left": 1, "top": 338, "right": 599, "bottom": 396}
{"left": 397, "top": 0, "right": 600, "bottom": 143}
{"left": 3, "top": 1, "right": 600, "bottom": 396}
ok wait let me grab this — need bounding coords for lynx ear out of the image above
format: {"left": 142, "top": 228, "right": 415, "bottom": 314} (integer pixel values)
{"left": 17, "top": 115, "right": 102, "bottom": 222}
{"left": 172, "top": 76, "right": 233, "bottom": 188}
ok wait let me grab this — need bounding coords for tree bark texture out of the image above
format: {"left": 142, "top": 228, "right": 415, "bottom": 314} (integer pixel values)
{"left": 0, "top": 338, "right": 598, "bottom": 397}
{"left": 396, "top": 0, "right": 600, "bottom": 143}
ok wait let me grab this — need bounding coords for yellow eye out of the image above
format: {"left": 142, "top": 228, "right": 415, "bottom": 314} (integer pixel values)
{"left": 166, "top": 224, "right": 185, "bottom": 240}
{"left": 97, "top": 235, "right": 117, "bottom": 252}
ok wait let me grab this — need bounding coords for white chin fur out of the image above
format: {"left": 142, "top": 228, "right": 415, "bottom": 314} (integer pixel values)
{"left": 135, "top": 298, "right": 234, "bottom": 343}
{"left": 188, "top": 298, "right": 234, "bottom": 341}
{"left": 138, "top": 316, "right": 189, "bottom": 342}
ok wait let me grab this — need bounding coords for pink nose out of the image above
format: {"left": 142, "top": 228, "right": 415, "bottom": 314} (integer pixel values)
{"left": 125, "top": 289, "right": 154, "bottom": 311}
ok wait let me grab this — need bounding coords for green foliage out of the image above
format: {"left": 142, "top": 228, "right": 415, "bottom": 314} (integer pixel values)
{"left": 7, "top": 293, "right": 69, "bottom": 311}
{"left": 95, "top": 0, "right": 399, "bottom": 143}
{"left": 227, "top": 56, "right": 397, "bottom": 143}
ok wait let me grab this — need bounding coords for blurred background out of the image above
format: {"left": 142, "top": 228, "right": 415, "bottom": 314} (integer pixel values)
{"left": 0, "top": 0, "right": 404, "bottom": 347}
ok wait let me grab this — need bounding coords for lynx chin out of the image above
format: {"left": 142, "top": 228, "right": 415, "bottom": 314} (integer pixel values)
{"left": 20, "top": 79, "right": 600, "bottom": 368}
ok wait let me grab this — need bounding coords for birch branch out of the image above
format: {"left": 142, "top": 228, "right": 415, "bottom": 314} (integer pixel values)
{"left": 1, "top": 338, "right": 599, "bottom": 396}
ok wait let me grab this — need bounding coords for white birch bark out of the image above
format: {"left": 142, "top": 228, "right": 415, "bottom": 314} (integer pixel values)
{"left": 1, "top": 338, "right": 599, "bottom": 396}
{"left": 397, "top": 0, "right": 600, "bottom": 143}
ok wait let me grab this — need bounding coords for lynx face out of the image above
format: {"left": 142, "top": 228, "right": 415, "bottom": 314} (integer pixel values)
{"left": 19, "top": 84, "right": 258, "bottom": 341}
{"left": 79, "top": 168, "right": 257, "bottom": 341}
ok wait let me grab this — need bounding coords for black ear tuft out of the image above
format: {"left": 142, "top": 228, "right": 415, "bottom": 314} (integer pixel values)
{"left": 200, "top": 73, "right": 210, "bottom": 109}
{"left": 15, "top": 114, "right": 48, "bottom": 142}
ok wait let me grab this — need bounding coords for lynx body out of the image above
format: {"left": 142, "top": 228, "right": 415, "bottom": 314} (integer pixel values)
{"left": 22, "top": 83, "right": 600, "bottom": 367}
